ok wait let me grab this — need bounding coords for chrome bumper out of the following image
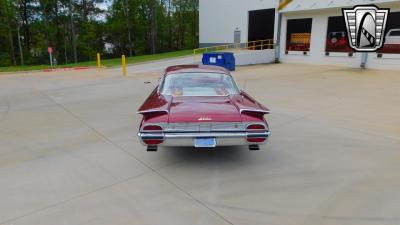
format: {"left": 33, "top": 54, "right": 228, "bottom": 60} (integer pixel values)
{"left": 137, "top": 131, "right": 270, "bottom": 147}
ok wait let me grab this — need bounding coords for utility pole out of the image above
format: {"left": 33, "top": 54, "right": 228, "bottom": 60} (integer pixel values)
{"left": 16, "top": 12, "right": 24, "bottom": 66}
{"left": 150, "top": 0, "right": 157, "bottom": 54}
{"left": 69, "top": 0, "right": 78, "bottom": 63}
{"left": 275, "top": 13, "right": 282, "bottom": 63}
{"left": 64, "top": 35, "right": 68, "bottom": 64}
{"left": 17, "top": 22, "right": 24, "bottom": 66}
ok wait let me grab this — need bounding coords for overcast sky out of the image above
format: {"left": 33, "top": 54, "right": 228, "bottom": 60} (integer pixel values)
{"left": 95, "top": 1, "right": 111, "bottom": 21}
{"left": 96, "top": 1, "right": 111, "bottom": 10}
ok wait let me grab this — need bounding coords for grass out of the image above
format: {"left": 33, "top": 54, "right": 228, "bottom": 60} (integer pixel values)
{"left": 0, "top": 49, "right": 194, "bottom": 73}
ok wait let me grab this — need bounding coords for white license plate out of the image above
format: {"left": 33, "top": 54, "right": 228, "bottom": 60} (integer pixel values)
{"left": 194, "top": 138, "right": 216, "bottom": 148}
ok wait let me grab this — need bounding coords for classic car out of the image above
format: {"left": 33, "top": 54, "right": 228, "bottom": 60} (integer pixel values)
{"left": 325, "top": 31, "right": 353, "bottom": 52}
{"left": 379, "top": 29, "right": 400, "bottom": 53}
{"left": 137, "top": 65, "right": 270, "bottom": 151}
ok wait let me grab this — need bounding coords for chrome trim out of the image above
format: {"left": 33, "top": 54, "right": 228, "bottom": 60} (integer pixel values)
{"left": 163, "top": 131, "right": 269, "bottom": 138}
{"left": 137, "top": 110, "right": 169, "bottom": 115}
{"left": 140, "top": 134, "right": 164, "bottom": 140}
{"left": 140, "top": 122, "right": 267, "bottom": 133}
{"left": 240, "top": 109, "right": 270, "bottom": 114}
{"left": 137, "top": 130, "right": 270, "bottom": 147}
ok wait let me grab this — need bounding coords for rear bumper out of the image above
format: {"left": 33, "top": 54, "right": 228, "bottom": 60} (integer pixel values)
{"left": 137, "top": 131, "right": 270, "bottom": 147}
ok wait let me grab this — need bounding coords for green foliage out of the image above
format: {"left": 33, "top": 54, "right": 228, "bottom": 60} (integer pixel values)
{"left": 0, "top": 49, "right": 193, "bottom": 72}
{"left": 0, "top": 0, "right": 199, "bottom": 68}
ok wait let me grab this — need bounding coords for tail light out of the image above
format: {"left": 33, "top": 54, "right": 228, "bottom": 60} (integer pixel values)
{"left": 247, "top": 124, "right": 265, "bottom": 131}
{"left": 142, "top": 125, "right": 164, "bottom": 145}
{"left": 143, "top": 125, "right": 163, "bottom": 131}
{"left": 246, "top": 124, "right": 266, "bottom": 143}
{"left": 143, "top": 139, "right": 163, "bottom": 145}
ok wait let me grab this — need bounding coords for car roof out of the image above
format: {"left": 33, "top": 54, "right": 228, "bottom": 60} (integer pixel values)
{"left": 164, "top": 64, "right": 230, "bottom": 76}
{"left": 388, "top": 29, "right": 400, "bottom": 33}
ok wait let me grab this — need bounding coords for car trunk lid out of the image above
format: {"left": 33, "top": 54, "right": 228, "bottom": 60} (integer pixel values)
{"left": 168, "top": 96, "right": 242, "bottom": 123}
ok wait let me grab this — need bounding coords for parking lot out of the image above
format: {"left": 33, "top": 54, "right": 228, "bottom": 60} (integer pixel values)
{"left": 0, "top": 62, "right": 400, "bottom": 225}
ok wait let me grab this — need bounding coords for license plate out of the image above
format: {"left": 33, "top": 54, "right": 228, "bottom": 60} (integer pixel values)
{"left": 194, "top": 138, "right": 216, "bottom": 148}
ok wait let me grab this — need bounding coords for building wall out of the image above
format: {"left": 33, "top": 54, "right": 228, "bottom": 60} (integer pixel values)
{"left": 199, "top": 0, "right": 280, "bottom": 47}
{"left": 200, "top": 0, "right": 400, "bottom": 69}
{"left": 279, "top": 4, "right": 400, "bottom": 69}
{"left": 280, "top": 10, "right": 363, "bottom": 68}
{"left": 235, "top": 49, "right": 276, "bottom": 66}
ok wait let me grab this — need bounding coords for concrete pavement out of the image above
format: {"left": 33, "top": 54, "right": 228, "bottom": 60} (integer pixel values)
{"left": 113, "top": 55, "right": 198, "bottom": 74}
{"left": 0, "top": 62, "right": 400, "bottom": 225}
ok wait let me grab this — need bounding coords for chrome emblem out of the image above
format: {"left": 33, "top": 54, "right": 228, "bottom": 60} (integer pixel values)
{"left": 342, "top": 5, "right": 389, "bottom": 52}
{"left": 198, "top": 116, "right": 212, "bottom": 121}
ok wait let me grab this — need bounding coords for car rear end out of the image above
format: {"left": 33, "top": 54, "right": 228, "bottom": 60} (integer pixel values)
{"left": 138, "top": 121, "right": 270, "bottom": 151}
{"left": 137, "top": 65, "right": 270, "bottom": 151}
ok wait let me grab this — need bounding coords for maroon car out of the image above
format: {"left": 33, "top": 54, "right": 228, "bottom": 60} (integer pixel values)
{"left": 326, "top": 32, "right": 353, "bottom": 52}
{"left": 137, "top": 65, "right": 270, "bottom": 151}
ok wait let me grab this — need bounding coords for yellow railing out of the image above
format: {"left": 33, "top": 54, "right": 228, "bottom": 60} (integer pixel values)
{"left": 193, "top": 39, "right": 275, "bottom": 57}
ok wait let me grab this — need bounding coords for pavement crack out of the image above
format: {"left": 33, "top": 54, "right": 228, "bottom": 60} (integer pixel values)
{"left": 0, "top": 99, "right": 10, "bottom": 124}
{"left": 151, "top": 169, "right": 236, "bottom": 225}
{"left": 33, "top": 88, "right": 235, "bottom": 225}
{"left": 0, "top": 171, "right": 151, "bottom": 225}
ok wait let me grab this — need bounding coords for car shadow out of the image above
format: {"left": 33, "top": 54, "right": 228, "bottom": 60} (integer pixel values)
{"left": 160, "top": 146, "right": 268, "bottom": 168}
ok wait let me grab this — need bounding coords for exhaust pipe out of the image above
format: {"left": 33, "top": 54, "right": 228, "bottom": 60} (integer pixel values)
{"left": 147, "top": 145, "right": 158, "bottom": 152}
{"left": 249, "top": 145, "right": 260, "bottom": 151}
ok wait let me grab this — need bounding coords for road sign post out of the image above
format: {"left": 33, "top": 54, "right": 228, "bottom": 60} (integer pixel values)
{"left": 48, "top": 47, "right": 53, "bottom": 67}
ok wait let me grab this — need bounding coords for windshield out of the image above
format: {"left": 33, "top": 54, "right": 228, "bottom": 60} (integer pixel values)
{"left": 161, "top": 73, "right": 239, "bottom": 96}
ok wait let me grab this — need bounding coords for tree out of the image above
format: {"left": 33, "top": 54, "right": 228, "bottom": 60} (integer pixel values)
{"left": 1, "top": 0, "right": 17, "bottom": 65}
{"left": 0, "top": 0, "right": 199, "bottom": 67}
{"left": 70, "top": 0, "right": 78, "bottom": 63}
{"left": 149, "top": 0, "right": 157, "bottom": 54}
{"left": 122, "top": 0, "right": 134, "bottom": 56}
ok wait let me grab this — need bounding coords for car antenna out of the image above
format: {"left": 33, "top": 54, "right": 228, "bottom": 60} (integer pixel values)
{"left": 241, "top": 79, "right": 248, "bottom": 101}
{"left": 144, "top": 81, "right": 156, "bottom": 88}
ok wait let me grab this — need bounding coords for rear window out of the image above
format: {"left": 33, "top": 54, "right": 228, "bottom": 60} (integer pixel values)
{"left": 389, "top": 30, "right": 400, "bottom": 37}
{"left": 161, "top": 73, "right": 239, "bottom": 97}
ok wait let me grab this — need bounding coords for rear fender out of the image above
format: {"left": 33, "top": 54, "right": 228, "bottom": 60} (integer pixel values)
{"left": 137, "top": 89, "right": 171, "bottom": 124}
{"left": 241, "top": 110, "right": 269, "bottom": 120}
{"left": 230, "top": 92, "right": 270, "bottom": 121}
{"left": 138, "top": 110, "right": 169, "bottom": 124}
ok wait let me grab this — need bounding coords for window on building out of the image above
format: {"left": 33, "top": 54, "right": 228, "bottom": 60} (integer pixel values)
{"left": 286, "top": 18, "right": 312, "bottom": 52}
{"left": 325, "top": 16, "right": 353, "bottom": 53}
{"left": 248, "top": 8, "right": 275, "bottom": 50}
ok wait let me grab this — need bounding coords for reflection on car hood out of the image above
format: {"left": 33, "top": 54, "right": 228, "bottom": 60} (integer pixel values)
{"left": 168, "top": 96, "right": 242, "bottom": 123}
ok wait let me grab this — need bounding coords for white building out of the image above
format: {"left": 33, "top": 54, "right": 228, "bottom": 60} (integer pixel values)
{"left": 199, "top": 0, "right": 400, "bottom": 69}
{"left": 200, "top": 0, "right": 280, "bottom": 47}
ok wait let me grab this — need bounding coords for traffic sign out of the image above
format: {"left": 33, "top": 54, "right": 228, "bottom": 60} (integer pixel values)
{"left": 48, "top": 47, "right": 53, "bottom": 67}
